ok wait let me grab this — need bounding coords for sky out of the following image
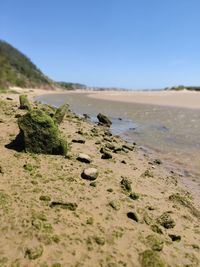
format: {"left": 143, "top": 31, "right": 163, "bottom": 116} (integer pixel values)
{"left": 1, "top": 0, "right": 200, "bottom": 89}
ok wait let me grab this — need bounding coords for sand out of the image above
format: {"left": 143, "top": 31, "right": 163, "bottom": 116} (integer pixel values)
{"left": 87, "top": 90, "right": 200, "bottom": 109}
{"left": 0, "top": 88, "right": 200, "bottom": 266}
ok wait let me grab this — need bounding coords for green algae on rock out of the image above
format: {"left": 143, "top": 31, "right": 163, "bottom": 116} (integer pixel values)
{"left": 146, "top": 234, "right": 164, "bottom": 251}
{"left": 140, "top": 250, "right": 166, "bottom": 267}
{"left": 19, "top": 94, "right": 31, "bottom": 110}
{"left": 18, "top": 109, "right": 68, "bottom": 155}
{"left": 157, "top": 212, "right": 175, "bottom": 229}
{"left": 54, "top": 103, "right": 69, "bottom": 124}
{"left": 97, "top": 113, "right": 112, "bottom": 127}
{"left": 25, "top": 245, "right": 43, "bottom": 260}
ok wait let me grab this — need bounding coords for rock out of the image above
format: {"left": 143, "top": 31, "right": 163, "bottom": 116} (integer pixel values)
{"left": 83, "top": 113, "right": 90, "bottom": 119}
{"left": 89, "top": 181, "right": 97, "bottom": 187}
{"left": 121, "top": 160, "right": 127, "bottom": 164}
{"left": 0, "top": 166, "right": 4, "bottom": 174}
{"left": 120, "top": 177, "right": 132, "bottom": 193}
{"left": 39, "top": 195, "right": 51, "bottom": 201}
{"left": 17, "top": 109, "right": 68, "bottom": 155}
{"left": 129, "top": 192, "right": 140, "bottom": 200}
{"left": 72, "top": 138, "right": 85, "bottom": 144}
{"left": 127, "top": 212, "right": 139, "bottom": 222}
{"left": 94, "top": 236, "right": 105, "bottom": 245}
{"left": 168, "top": 234, "right": 181, "bottom": 242}
{"left": 54, "top": 103, "right": 68, "bottom": 124}
{"left": 151, "top": 224, "right": 163, "bottom": 234}
{"left": 146, "top": 235, "right": 164, "bottom": 251}
{"left": 154, "top": 159, "right": 162, "bottom": 165}
{"left": 97, "top": 113, "right": 112, "bottom": 127}
{"left": 25, "top": 245, "right": 43, "bottom": 260}
{"left": 122, "top": 144, "right": 134, "bottom": 151}
{"left": 140, "top": 250, "right": 166, "bottom": 267}
{"left": 77, "top": 153, "right": 92, "bottom": 163}
{"left": 100, "top": 147, "right": 112, "bottom": 159}
{"left": 109, "top": 200, "right": 120, "bottom": 210}
{"left": 81, "top": 168, "right": 98, "bottom": 181}
{"left": 50, "top": 201, "right": 77, "bottom": 211}
{"left": 6, "top": 97, "right": 13, "bottom": 100}
{"left": 19, "top": 95, "right": 31, "bottom": 110}
{"left": 157, "top": 212, "right": 175, "bottom": 229}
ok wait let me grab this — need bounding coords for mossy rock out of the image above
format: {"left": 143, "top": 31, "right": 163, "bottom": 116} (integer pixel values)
{"left": 54, "top": 103, "right": 69, "bottom": 124}
{"left": 146, "top": 235, "right": 164, "bottom": 251}
{"left": 19, "top": 95, "right": 31, "bottom": 110}
{"left": 17, "top": 109, "right": 68, "bottom": 155}
{"left": 25, "top": 245, "right": 43, "bottom": 260}
{"left": 157, "top": 212, "right": 175, "bottom": 229}
{"left": 140, "top": 250, "right": 166, "bottom": 267}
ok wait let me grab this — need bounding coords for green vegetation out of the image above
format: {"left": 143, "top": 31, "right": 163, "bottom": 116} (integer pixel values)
{"left": 56, "top": 81, "right": 86, "bottom": 90}
{"left": 0, "top": 40, "right": 53, "bottom": 88}
{"left": 167, "top": 85, "right": 200, "bottom": 91}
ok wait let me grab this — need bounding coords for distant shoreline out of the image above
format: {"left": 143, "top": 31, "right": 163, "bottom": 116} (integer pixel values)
{"left": 84, "top": 90, "right": 200, "bottom": 109}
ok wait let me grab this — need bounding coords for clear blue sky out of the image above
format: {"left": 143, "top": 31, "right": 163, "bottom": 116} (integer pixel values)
{"left": 1, "top": 0, "right": 200, "bottom": 89}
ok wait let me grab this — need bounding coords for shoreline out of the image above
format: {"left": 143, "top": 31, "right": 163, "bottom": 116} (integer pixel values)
{"left": 0, "top": 88, "right": 200, "bottom": 266}
{"left": 86, "top": 90, "right": 200, "bottom": 110}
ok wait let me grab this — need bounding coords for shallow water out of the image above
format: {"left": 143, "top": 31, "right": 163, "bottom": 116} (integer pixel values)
{"left": 37, "top": 92, "right": 200, "bottom": 185}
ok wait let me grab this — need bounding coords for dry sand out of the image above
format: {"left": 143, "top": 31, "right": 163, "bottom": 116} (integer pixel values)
{"left": 87, "top": 90, "right": 200, "bottom": 109}
{"left": 0, "top": 88, "right": 200, "bottom": 266}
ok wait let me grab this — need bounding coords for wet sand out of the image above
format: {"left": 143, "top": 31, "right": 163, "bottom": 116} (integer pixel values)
{"left": 87, "top": 90, "right": 200, "bottom": 109}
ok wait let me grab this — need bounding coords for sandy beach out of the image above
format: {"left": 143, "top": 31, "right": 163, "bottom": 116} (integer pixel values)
{"left": 86, "top": 90, "right": 200, "bottom": 109}
{"left": 0, "top": 88, "right": 200, "bottom": 266}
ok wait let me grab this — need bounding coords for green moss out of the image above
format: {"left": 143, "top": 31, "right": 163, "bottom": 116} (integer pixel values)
{"left": 157, "top": 212, "right": 175, "bottom": 229}
{"left": 140, "top": 250, "right": 166, "bottom": 267}
{"left": 54, "top": 103, "right": 68, "bottom": 124}
{"left": 19, "top": 95, "right": 31, "bottom": 110}
{"left": 120, "top": 177, "right": 132, "bottom": 193}
{"left": 25, "top": 245, "right": 43, "bottom": 260}
{"left": 18, "top": 109, "right": 68, "bottom": 155}
{"left": 169, "top": 193, "right": 200, "bottom": 219}
{"left": 146, "top": 235, "right": 164, "bottom": 251}
{"left": 109, "top": 200, "right": 121, "bottom": 210}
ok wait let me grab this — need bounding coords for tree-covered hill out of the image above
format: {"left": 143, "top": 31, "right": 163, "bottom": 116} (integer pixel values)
{"left": 0, "top": 40, "right": 55, "bottom": 89}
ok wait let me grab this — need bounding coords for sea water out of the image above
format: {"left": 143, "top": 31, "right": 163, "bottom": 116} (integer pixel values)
{"left": 37, "top": 92, "right": 200, "bottom": 193}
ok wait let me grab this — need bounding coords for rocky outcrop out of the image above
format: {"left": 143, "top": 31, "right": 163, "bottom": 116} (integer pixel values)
{"left": 97, "top": 113, "right": 112, "bottom": 127}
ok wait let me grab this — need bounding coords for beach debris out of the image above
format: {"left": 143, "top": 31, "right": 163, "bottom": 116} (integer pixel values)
{"left": 50, "top": 201, "right": 77, "bottom": 211}
{"left": 16, "top": 109, "right": 68, "bottom": 155}
{"left": 127, "top": 211, "right": 139, "bottom": 222}
{"left": 168, "top": 234, "right": 181, "bottom": 242}
{"left": 19, "top": 94, "right": 31, "bottom": 110}
{"left": 97, "top": 113, "right": 112, "bottom": 127}
{"left": 157, "top": 212, "right": 175, "bottom": 229}
{"left": 109, "top": 200, "right": 121, "bottom": 210}
{"left": 25, "top": 245, "right": 43, "bottom": 260}
{"left": 54, "top": 103, "right": 69, "bottom": 124}
{"left": 146, "top": 234, "right": 164, "bottom": 251}
{"left": 120, "top": 177, "right": 132, "bottom": 193}
{"left": 140, "top": 250, "right": 166, "bottom": 267}
{"left": 77, "top": 153, "right": 92, "bottom": 163}
{"left": 81, "top": 168, "right": 98, "bottom": 180}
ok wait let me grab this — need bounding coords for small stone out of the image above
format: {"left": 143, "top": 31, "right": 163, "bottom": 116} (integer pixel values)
{"left": 81, "top": 168, "right": 98, "bottom": 181}
{"left": 50, "top": 201, "right": 77, "bottom": 211}
{"left": 0, "top": 166, "right": 4, "bottom": 174}
{"left": 122, "top": 144, "right": 134, "bottom": 151}
{"left": 77, "top": 153, "right": 92, "bottom": 163}
{"left": 101, "top": 151, "right": 112, "bottom": 159}
{"left": 39, "top": 195, "right": 51, "bottom": 201}
{"left": 25, "top": 245, "right": 43, "bottom": 260}
{"left": 120, "top": 177, "right": 132, "bottom": 192}
{"left": 127, "top": 212, "right": 139, "bottom": 222}
{"left": 154, "top": 159, "right": 162, "bottom": 165}
{"left": 89, "top": 181, "right": 97, "bottom": 187}
{"left": 107, "top": 188, "right": 113, "bottom": 192}
{"left": 109, "top": 200, "right": 120, "bottom": 210}
{"left": 129, "top": 192, "right": 140, "bottom": 200}
{"left": 72, "top": 138, "right": 85, "bottom": 144}
{"left": 151, "top": 224, "right": 163, "bottom": 234}
{"left": 121, "top": 160, "right": 127, "bottom": 164}
{"left": 168, "top": 234, "right": 181, "bottom": 242}
{"left": 94, "top": 236, "right": 105, "bottom": 245}
{"left": 86, "top": 217, "right": 94, "bottom": 225}
{"left": 140, "top": 250, "right": 166, "bottom": 267}
{"left": 157, "top": 212, "right": 175, "bottom": 229}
